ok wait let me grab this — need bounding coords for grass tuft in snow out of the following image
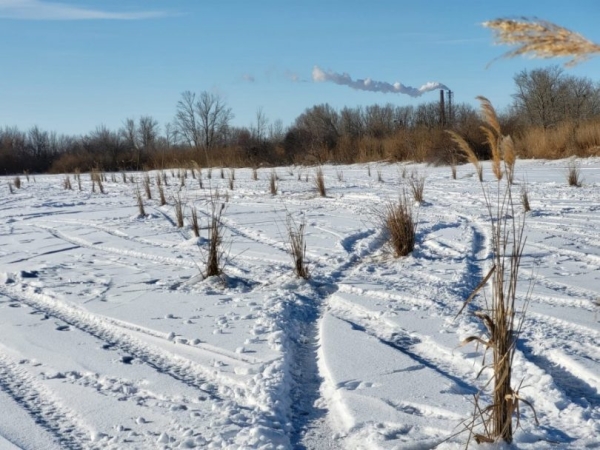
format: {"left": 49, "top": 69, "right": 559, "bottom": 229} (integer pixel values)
{"left": 286, "top": 214, "right": 310, "bottom": 279}
{"left": 382, "top": 191, "right": 416, "bottom": 257}
{"left": 566, "top": 160, "right": 582, "bottom": 187}
{"left": 314, "top": 166, "right": 326, "bottom": 197}
{"left": 174, "top": 194, "right": 184, "bottom": 228}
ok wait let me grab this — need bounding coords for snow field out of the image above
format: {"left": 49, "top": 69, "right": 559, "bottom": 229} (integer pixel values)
{"left": 0, "top": 158, "right": 599, "bottom": 448}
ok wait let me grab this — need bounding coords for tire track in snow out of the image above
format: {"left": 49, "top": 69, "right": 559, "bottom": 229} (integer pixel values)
{"left": 0, "top": 352, "right": 90, "bottom": 449}
{"left": 0, "top": 284, "right": 229, "bottom": 400}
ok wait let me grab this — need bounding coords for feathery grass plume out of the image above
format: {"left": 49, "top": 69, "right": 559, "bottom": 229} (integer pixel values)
{"left": 476, "top": 95, "right": 504, "bottom": 180}
{"left": 135, "top": 186, "right": 146, "bottom": 217}
{"left": 204, "top": 190, "right": 226, "bottom": 278}
{"left": 190, "top": 206, "right": 200, "bottom": 238}
{"left": 484, "top": 18, "right": 600, "bottom": 67}
{"left": 8, "top": 182, "right": 14, "bottom": 194}
{"left": 174, "top": 194, "right": 184, "bottom": 227}
{"left": 63, "top": 175, "right": 72, "bottom": 190}
{"left": 314, "top": 166, "right": 326, "bottom": 197}
{"left": 446, "top": 130, "right": 484, "bottom": 181}
{"left": 566, "top": 160, "right": 582, "bottom": 187}
{"left": 453, "top": 98, "right": 535, "bottom": 445}
{"left": 269, "top": 169, "right": 278, "bottom": 195}
{"left": 14, "top": 176, "right": 21, "bottom": 189}
{"left": 143, "top": 173, "right": 152, "bottom": 199}
{"left": 286, "top": 214, "right": 310, "bottom": 279}
{"left": 382, "top": 191, "right": 416, "bottom": 257}
{"left": 408, "top": 171, "right": 426, "bottom": 203}
{"left": 252, "top": 167, "right": 258, "bottom": 181}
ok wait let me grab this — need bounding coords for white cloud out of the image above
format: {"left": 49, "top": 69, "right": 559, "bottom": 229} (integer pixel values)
{"left": 242, "top": 74, "right": 255, "bottom": 82}
{"left": 0, "top": 0, "right": 168, "bottom": 20}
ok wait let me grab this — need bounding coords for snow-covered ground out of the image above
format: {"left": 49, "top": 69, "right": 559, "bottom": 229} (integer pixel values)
{"left": 0, "top": 159, "right": 599, "bottom": 449}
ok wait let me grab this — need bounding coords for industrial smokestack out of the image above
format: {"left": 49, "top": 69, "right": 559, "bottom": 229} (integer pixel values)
{"left": 440, "top": 90, "right": 446, "bottom": 126}
{"left": 312, "top": 66, "right": 449, "bottom": 98}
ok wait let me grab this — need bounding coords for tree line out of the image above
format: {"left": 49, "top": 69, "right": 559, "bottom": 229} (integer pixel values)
{"left": 2, "top": 65, "right": 600, "bottom": 175}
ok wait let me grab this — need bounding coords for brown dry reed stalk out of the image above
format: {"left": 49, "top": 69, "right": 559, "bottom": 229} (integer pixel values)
{"left": 336, "top": 169, "right": 344, "bottom": 182}
{"left": 220, "top": 167, "right": 225, "bottom": 179}
{"left": 484, "top": 18, "right": 600, "bottom": 67}
{"left": 383, "top": 191, "right": 416, "bottom": 257}
{"left": 252, "top": 167, "right": 258, "bottom": 181}
{"left": 270, "top": 170, "right": 278, "bottom": 195}
{"left": 174, "top": 194, "right": 184, "bottom": 228}
{"left": 205, "top": 191, "right": 226, "bottom": 278}
{"left": 314, "top": 166, "right": 326, "bottom": 196}
{"left": 377, "top": 169, "right": 383, "bottom": 183}
{"left": 8, "top": 182, "right": 14, "bottom": 194}
{"left": 453, "top": 97, "right": 536, "bottom": 445}
{"left": 135, "top": 187, "right": 146, "bottom": 217}
{"left": 367, "top": 164, "right": 371, "bottom": 177}
{"left": 450, "top": 157, "right": 458, "bottom": 180}
{"left": 63, "top": 175, "right": 72, "bottom": 190}
{"left": 190, "top": 206, "right": 200, "bottom": 238}
{"left": 228, "top": 169, "right": 235, "bottom": 190}
{"left": 286, "top": 214, "right": 310, "bottom": 279}
{"left": 122, "top": 172, "right": 127, "bottom": 183}
{"left": 14, "top": 176, "right": 21, "bottom": 189}
{"left": 567, "top": 160, "right": 582, "bottom": 187}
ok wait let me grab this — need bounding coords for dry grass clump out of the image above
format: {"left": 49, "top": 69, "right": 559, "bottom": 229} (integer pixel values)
{"left": 14, "top": 176, "right": 21, "bottom": 189}
{"left": 484, "top": 18, "right": 600, "bottom": 67}
{"left": 336, "top": 169, "right": 344, "bottom": 182}
{"left": 174, "top": 194, "right": 184, "bottom": 228}
{"left": 286, "top": 214, "right": 310, "bottom": 279}
{"left": 270, "top": 170, "right": 278, "bottom": 195}
{"left": 252, "top": 167, "right": 258, "bottom": 181}
{"left": 228, "top": 169, "right": 235, "bottom": 190}
{"left": 408, "top": 171, "right": 426, "bottom": 203}
{"left": 135, "top": 187, "right": 146, "bottom": 217}
{"left": 8, "top": 182, "right": 14, "bottom": 194}
{"left": 566, "top": 160, "right": 583, "bottom": 187}
{"left": 63, "top": 175, "right": 72, "bottom": 190}
{"left": 377, "top": 169, "right": 383, "bottom": 183}
{"left": 314, "top": 166, "right": 326, "bottom": 196}
{"left": 143, "top": 173, "right": 152, "bottom": 199}
{"left": 382, "top": 192, "right": 416, "bottom": 258}
{"left": 190, "top": 206, "right": 200, "bottom": 238}
{"left": 74, "top": 170, "right": 82, "bottom": 190}
{"left": 204, "top": 191, "right": 226, "bottom": 278}
{"left": 521, "top": 183, "right": 531, "bottom": 212}
{"left": 156, "top": 174, "right": 167, "bottom": 206}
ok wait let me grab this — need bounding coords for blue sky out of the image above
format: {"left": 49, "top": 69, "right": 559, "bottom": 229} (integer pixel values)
{"left": 1, "top": 0, "right": 599, "bottom": 136}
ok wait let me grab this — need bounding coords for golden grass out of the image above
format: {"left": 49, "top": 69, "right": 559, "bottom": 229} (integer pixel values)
{"left": 314, "top": 166, "right": 326, "bottom": 196}
{"left": 383, "top": 192, "right": 416, "bottom": 258}
{"left": 286, "top": 214, "right": 310, "bottom": 279}
{"left": 484, "top": 18, "right": 600, "bottom": 66}
{"left": 446, "top": 130, "right": 483, "bottom": 181}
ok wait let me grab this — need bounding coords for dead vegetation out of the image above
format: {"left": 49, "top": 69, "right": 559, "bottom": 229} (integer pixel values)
{"left": 286, "top": 214, "right": 310, "bottom": 279}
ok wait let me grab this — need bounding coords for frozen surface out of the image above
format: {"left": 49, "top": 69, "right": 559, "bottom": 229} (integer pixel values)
{"left": 0, "top": 159, "right": 599, "bottom": 448}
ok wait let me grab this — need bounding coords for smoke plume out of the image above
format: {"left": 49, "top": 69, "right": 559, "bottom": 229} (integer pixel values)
{"left": 312, "top": 66, "right": 448, "bottom": 97}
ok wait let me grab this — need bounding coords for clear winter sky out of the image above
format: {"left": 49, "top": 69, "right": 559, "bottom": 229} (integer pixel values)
{"left": 1, "top": 0, "right": 599, "bottom": 136}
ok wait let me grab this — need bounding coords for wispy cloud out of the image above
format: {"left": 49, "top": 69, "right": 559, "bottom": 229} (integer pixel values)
{"left": 242, "top": 74, "right": 255, "bottom": 82}
{"left": 0, "top": 0, "right": 168, "bottom": 20}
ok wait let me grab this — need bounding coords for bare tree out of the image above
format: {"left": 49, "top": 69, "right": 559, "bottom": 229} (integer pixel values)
{"left": 196, "top": 91, "right": 234, "bottom": 151}
{"left": 251, "top": 107, "right": 268, "bottom": 143}
{"left": 175, "top": 91, "right": 201, "bottom": 148}
{"left": 138, "top": 116, "right": 159, "bottom": 152}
